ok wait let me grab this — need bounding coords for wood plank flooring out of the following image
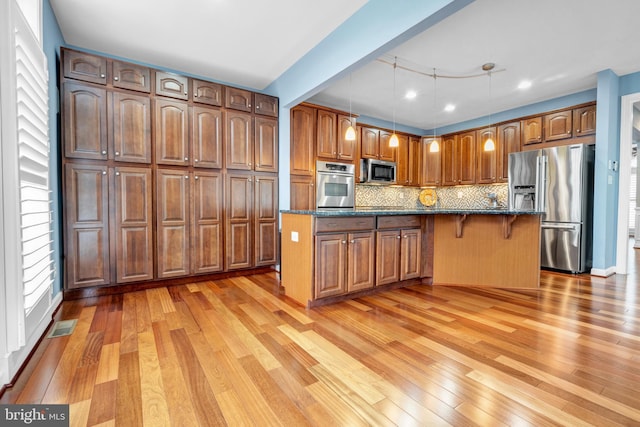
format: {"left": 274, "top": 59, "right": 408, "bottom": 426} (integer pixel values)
{"left": 3, "top": 260, "right": 640, "bottom": 425}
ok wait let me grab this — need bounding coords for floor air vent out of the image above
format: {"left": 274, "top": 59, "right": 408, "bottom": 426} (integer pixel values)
{"left": 47, "top": 319, "right": 77, "bottom": 338}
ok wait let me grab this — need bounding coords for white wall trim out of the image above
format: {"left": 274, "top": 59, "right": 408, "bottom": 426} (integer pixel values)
{"left": 591, "top": 266, "right": 617, "bottom": 277}
{"left": 616, "top": 92, "right": 640, "bottom": 274}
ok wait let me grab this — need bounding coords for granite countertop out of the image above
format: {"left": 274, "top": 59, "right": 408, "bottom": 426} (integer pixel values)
{"left": 280, "top": 207, "right": 542, "bottom": 216}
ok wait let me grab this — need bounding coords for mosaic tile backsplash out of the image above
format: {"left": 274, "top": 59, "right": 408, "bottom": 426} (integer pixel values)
{"left": 356, "top": 183, "right": 508, "bottom": 209}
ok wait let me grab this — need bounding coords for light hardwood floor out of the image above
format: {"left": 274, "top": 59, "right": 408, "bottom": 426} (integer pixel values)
{"left": 3, "top": 250, "right": 640, "bottom": 426}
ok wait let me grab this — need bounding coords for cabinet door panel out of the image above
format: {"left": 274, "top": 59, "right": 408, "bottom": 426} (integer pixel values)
{"left": 497, "top": 122, "right": 521, "bottom": 182}
{"left": 348, "top": 231, "right": 375, "bottom": 292}
{"left": 459, "top": 131, "right": 476, "bottom": 184}
{"left": 192, "top": 106, "right": 223, "bottom": 168}
{"left": 396, "top": 134, "right": 409, "bottom": 185}
{"left": 476, "top": 127, "right": 497, "bottom": 184}
{"left": 155, "top": 99, "right": 189, "bottom": 165}
{"left": 192, "top": 79, "right": 223, "bottom": 106}
{"left": 64, "top": 83, "right": 107, "bottom": 160}
{"left": 254, "top": 117, "right": 278, "bottom": 172}
{"left": 574, "top": 105, "right": 596, "bottom": 136}
{"left": 255, "top": 176, "right": 278, "bottom": 266}
{"left": 254, "top": 94, "right": 278, "bottom": 117}
{"left": 544, "top": 111, "right": 572, "bottom": 141}
{"left": 361, "top": 127, "right": 379, "bottom": 159}
{"left": 379, "top": 130, "right": 397, "bottom": 162}
{"left": 112, "top": 60, "right": 150, "bottom": 92}
{"left": 441, "top": 135, "right": 457, "bottom": 186}
{"left": 63, "top": 49, "right": 106, "bottom": 84}
{"left": 316, "top": 110, "right": 337, "bottom": 159}
{"left": 421, "top": 137, "right": 441, "bottom": 186}
{"left": 400, "top": 229, "right": 421, "bottom": 281}
{"left": 226, "top": 174, "right": 252, "bottom": 270}
{"left": 315, "top": 234, "right": 346, "bottom": 299}
{"left": 290, "top": 175, "right": 315, "bottom": 210}
{"left": 155, "top": 71, "right": 188, "bottom": 100}
{"left": 225, "top": 111, "right": 253, "bottom": 170}
{"left": 408, "top": 137, "right": 421, "bottom": 186}
{"left": 115, "top": 167, "right": 153, "bottom": 283}
{"left": 225, "top": 87, "right": 252, "bottom": 112}
{"left": 193, "top": 171, "right": 223, "bottom": 273}
{"left": 112, "top": 92, "right": 151, "bottom": 163}
{"left": 65, "top": 164, "right": 110, "bottom": 288}
{"left": 156, "top": 170, "right": 190, "bottom": 278}
{"left": 522, "top": 117, "right": 542, "bottom": 145}
{"left": 337, "top": 115, "right": 357, "bottom": 161}
{"left": 290, "top": 106, "right": 315, "bottom": 175}
{"left": 376, "top": 230, "right": 400, "bottom": 286}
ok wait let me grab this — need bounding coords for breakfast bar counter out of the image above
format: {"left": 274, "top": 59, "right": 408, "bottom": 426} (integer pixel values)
{"left": 280, "top": 208, "right": 542, "bottom": 307}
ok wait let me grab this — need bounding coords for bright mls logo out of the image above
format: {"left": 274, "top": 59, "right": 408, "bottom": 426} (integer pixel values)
{"left": 1, "top": 405, "right": 69, "bottom": 426}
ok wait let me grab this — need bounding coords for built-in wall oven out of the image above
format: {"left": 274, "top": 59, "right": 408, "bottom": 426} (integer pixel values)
{"left": 316, "top": 160, "right": 355, "bottom": 209}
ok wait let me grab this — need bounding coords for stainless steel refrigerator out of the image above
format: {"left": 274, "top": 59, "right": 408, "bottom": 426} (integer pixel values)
{"left": 508, "top": 144, "right": 594, "bottom": 273}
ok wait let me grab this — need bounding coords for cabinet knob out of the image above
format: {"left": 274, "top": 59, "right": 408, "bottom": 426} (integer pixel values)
{"left": 184, "top": 92, "right": 188, "bottom": 95}
{"left": 249, "top": 162, "right": 252, "bottom": 166}
{"left": 194, "top": 176, "right": 199, "bottom": 180}
{"left": 396, "top": 235, "right": 401, "bottom": 239}
{"left": 256, "top": 179, "right": 260, "bottom": 182}
{"left": 102, "top": 171, "right": 107, "bottom": 175}
{"left": 577, "top": 129, "right": 581, "bottom": 133}
{"left": 403, "top": 235, "right": 408, "bottom": 239}
{"left": 194, "top": 94, "right": 198, "bottom": 97}
{"left": 350, "top": 240, "right": 355, "bottom": 244}
{"left": 310, "top": 183, "right": 314, "bottom": 187}
{"left": 101, "top": 150, "right": 107, "bottom": 155}
{"left": 342, "top": 240, "right": 346, "bottom": 244}
{"left": 194, "top": 159, "right": 199, "bottom": 162}
{"left": 256, "top": 105, "right": 260, "bottom": 109}
{"left": 184, "top": 157, "right": 189, "bottom": 161}
{"left": 115, "top": 171, "right": 120, "bottom": 176}
{"left": 100, "top": 73, "right": 105, "bottom": 78}
{"left": 185, "top": 175, "right": 189, "bottom": 179}
{"left": 115, "top": 151, "right": 120, "bottom": 156}
{"left": 114, "top": 76, "right": 119, "bottom": 81}
{"left": 248, "top": 104, "right": 251, "bottom": 107}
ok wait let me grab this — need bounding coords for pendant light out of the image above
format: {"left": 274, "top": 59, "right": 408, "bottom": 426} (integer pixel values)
{"left": 483, "top": 62, "right": 496, "bottom": 152}
{"left": 429, "top": 68, "right": 440, "bottom": 153}
{"left": 389, "top": 57, "right": 399, "bottom": 147}
{"left": 345, "top": 73, "right": 356, "bottom": 141}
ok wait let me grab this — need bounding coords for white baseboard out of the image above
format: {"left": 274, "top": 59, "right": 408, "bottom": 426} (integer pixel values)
{"left": 590, "top": 266, "right": 616, "bottom": 277}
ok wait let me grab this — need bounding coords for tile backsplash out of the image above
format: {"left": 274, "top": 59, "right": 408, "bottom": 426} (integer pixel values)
{"left": 356, "top": 183, "right": 508, "bottom": 209}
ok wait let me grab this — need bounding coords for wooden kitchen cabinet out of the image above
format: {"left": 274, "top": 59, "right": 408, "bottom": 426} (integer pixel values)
{"left": 225, "top": 110, "right": 253, "bottom": 170}
{"left": 398, "top": 135, "right": 422, "bottom": 186}
{"left": 379, "top": 130, "right": 397, "bottom": 162}
{"left": 396, "top": 134, "right": 410, "bottom": 185}
{"left": 315, "top": 231, "right": 375, "bottom": 298}
{"left": 155, "top": 71, "right": 189, "bottom": 100}
{"left": 225, "top": 172, "right": 253, "bottom": 270}
{"left": 337, "top": 115, "right": 358, "bottom": 161}
{"left": 192, "top": 79, "right": 223, "bottom": 106}
{"left": 573, "top": 105, "right": 596, "bottom": 136}
{"left": 225, "top": 87, "right": 252, "bottom": 112}
{"left": 544, "top": 109, "right": 572, "bottom": 141}
{"left": 361, "top": 127, "right": 379, "bottom": 159}
{"left": 114, "top": 166, "right": 153, "bottom": 283}
{"left": 376, "top": 230, "right": 401, "bottom": 286}
{"left": 192, "top": 170, "right": 224, "bottom": 273}
{"left": 254, "top": 175, "right": 279, "bottom": 266}
{"left": 522, "top": 117, "right": 543, "bottom": 145}
{"left": 156, "top": 169, "right": 190, "bottom": 278}
{"left": 64, "top": 164, "right": 110, "bottom": 288}
{"left": 316, "top": 109, "right": 338, "bottom": 159}
{"left": 290, "top": 105, "right": 316, "bottom": 176}
{"left": 290, "top": 175, "right": 315, "bottom": 210}
{"left": 111, "top": 91, "right": 151, "bottom": 163}
{"left": 254, "top": 117, "right": 278, "bottom": 172}
{"left": 63, "top": 83, "right": 108, "bottom": 160}
{"left": 254, "top": 93, "right": 278, "bottom": 117}
{"left": 192, "top": 105, "right": 223, "bottom": 168}
{"left": 421, "top": 137, "right": 441, "bottom": 186}
{"left": 476, "top": 127, "right": 497, "bottom": 184}
{"left": 155, "top": 98, "right": 189, "bottom": 165}
{"left": 376, "top": 215, "right": 421, "bottom": 286}
{"left": 497, "top": 121, "right": 521, "bottom": 182}
{"left": 62, "top": 49, "right": 107, "bottom": 85}
{"left": 111, "top": 60, "right": 150, "bottom": 93}
{"left": 441, "top": 132, "right": 475, "bottom": 185}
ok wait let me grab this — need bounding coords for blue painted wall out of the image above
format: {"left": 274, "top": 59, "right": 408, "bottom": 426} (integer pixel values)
{"left": 42, "top": 0, "right": 65, "bottom": 296}
{"left": 620, "top": 70, "right": 640, "bottom": 96}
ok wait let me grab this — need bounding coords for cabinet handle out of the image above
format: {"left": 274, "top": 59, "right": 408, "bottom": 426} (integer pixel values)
{"left": 100, "top": 73, "right": 105, "bottom": 78}
{"left": 101, "top": 150, "right": 107, "bottom": 155}
{"left": 114, "top": 76, "right": 119, "bottom": 81}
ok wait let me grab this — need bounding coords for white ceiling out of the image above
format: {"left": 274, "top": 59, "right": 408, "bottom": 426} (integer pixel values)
{"left": 50, "top": 0, "right": 640, "bottom": 132}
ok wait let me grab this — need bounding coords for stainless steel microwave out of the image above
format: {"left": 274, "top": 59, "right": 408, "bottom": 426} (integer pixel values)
{"left": 360, "top": 159, "right": 397, "bottom": 184}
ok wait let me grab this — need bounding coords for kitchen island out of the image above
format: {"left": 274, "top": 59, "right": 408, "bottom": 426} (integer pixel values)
{"left": 280, "top": 208, "right": 541, "bottom": 307}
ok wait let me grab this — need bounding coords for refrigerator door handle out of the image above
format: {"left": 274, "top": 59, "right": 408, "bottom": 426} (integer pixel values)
{"left": 536, "top": 155, "right": 547, "bottom": 212}
{"left": 541, "top": 223, "right": 578, "bottom": 231}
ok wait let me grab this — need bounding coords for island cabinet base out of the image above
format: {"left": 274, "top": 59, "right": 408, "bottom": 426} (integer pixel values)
{"left": 433, "top": 214, "right": 541, "bottom": 288}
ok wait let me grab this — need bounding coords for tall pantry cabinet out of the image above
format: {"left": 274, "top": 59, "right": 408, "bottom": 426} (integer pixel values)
{"left": 61, "top": 48, "right": 279, "bottom": 291}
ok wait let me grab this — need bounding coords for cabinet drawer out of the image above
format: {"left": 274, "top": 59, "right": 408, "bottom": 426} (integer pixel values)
{"left": 315, "top": 216, "right": 375, "bottom": 233}
{"left": 377, "top": 215, "right": 421, "bottom": 229}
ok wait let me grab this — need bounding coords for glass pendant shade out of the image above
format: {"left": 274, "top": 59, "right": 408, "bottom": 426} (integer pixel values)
{"left": 345, "top": 125, "right": 356, "bottom": 141}
{"left": 389, "top": 133, "right": 399, "bottom": 147}
{"left": 429, "top": 139, "right": 440, "bottom": 152}
{"left": 484, "top": 138, "right": 495, "bottom": 151}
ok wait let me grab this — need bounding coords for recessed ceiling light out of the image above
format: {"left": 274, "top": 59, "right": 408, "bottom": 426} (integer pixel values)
{"left": 518, "top": 80, "right": 532, "bottom": 90}
{"left": 405, "top": 90, "right": 417, "bottom": 100}
{"left": 444, "top": 104, "right": 455, "bottom": 112}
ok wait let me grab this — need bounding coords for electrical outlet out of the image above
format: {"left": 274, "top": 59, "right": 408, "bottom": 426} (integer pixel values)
{"left": 291, "top": 231, "right": 299, "bottom": 242}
